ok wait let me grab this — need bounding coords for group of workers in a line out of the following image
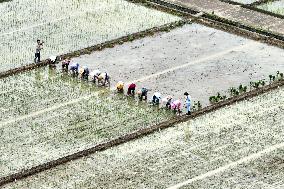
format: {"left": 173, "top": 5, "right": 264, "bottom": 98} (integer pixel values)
{"left": 59, "top": 58, "right": 192, "bottom": 115}
{"left": 61, "top": 59, "right": 192, "bottom": 115}
{"left": 36, "top": 40, "right": 192, "bottom": 115}
{"left": 116, "top": 81, "right": 191, "bottom": 115}
{"left": 62, "top": 59, "right": 110, "bottom": 86}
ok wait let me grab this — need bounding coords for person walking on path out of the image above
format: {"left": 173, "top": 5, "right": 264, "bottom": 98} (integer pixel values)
{"left": 184, "top": 92, "right": 191, "bottom": 115}
{"left": 34, "top": 39, "right": 44, "bottom": 63}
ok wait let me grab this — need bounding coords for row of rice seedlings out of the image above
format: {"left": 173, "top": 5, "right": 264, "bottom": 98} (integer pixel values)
{"left": 0, "top": 0, "right": 180, "bottom": 72}
{"left": 0, "top": 82, "right": 173, "bottom": 177}
{"left": 0, "top": 68, "right": 96, "bottom": 121}
{"left": 3, "top": 86, "right": 284, "bottom": 188}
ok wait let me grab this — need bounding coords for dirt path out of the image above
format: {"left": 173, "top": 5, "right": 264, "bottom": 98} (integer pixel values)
{"left": 167, "top": 0, "right": 284, "bottom": 35}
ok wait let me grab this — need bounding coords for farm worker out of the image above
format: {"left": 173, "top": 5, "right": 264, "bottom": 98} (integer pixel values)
{"left": 161, "top": 97, "right": 168, "bottom": 106}
{"left": 34, "top": 39, "right": 44, "bottom": 63}
{"left": 127, "top": 83, "right": 136, "bottom": 96}
{"left": 62, "top": 59, "right": 70, "bottom": 70}
{"left": 97, "top": 72, "right": 110, "bottom": 86}
{"left": 81, "top": 66, "right": 90, "bottom": 80}
{"left": 171, "top": 99, "right": 182, "bottom": 113}
{"left": 89, "top": 69, "right": 101, "bottom": 83}
{"left": 116, "top": 81, "right": 124, "bottom": 93}
{"left": 184, "top": 92, "right": 191, "bottom": 115}
{"left": 138, "top": 87, "right": 148, "bottom": 101}
{"left": 165, "top": 95, "right": 173, "bottom": 109}
{"left": 152, "top": 92, "right": 161, "bottom": 105}
{"left": 70, "top": 62, "right": 79, "bottom": 75}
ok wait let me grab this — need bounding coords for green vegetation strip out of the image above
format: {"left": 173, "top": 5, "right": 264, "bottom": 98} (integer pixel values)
{"left": 0, "top": 20, "right": 187, "bottom": 79}
{"left": 1, "top": 77, "right": 283, "bottom": 187}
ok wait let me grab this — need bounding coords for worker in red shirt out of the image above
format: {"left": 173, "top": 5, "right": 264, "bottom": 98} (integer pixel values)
{"left": 127, "top": 83, "right": 136, "bottom": 96}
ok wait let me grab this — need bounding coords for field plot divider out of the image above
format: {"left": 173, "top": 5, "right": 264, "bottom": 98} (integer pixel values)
{"left": 1, "top": 79, "right": 283, "bottom": 187}
{"left": 139, "top": 0, "right": 284, "bottom": 44}
{"left": 218, "top": 0, "right": 284, "bottom": 19}
{"left": 0, "top": 20, "right": 189, "bottom": 79}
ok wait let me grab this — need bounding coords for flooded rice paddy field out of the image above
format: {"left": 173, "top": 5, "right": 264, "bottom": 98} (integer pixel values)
{"left": 258, "top": 0, "right": 284, "bottom": 16}
{"left": 72, "top": 24, "right": 284, "bottom": 105}
{"left": 4, "top": 86, "right": 284, "bottom": 189}
{"left": 0, "top": 0, "right": 179, "bottom": 72}
{"left": 0, "top": 68, "right": 173, "bottom": 177}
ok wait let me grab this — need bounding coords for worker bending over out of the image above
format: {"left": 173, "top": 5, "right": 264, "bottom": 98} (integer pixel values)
{"left": 152, "top": 92, "right": 161, "bottom": 105}
{"left": 127, "top": 83, "right": 136, "bottom": 96}
{"left": 62, "top": 59, "right": 70, "bottom": 70}
{"left": 116, "top": 81, "right": 124, "bottom": 93}
{"left": 138, "top": 87, "right": 148, "bottom": 101}
{"left": 89, "top": 69, "right": 101, "bottom": 83}
{"left": 171, "top": 99, "right": 182, "bottom": 114}
{"left": 165, "top": 95, "right": 173, "bottom": 109}
{"left": 70, "top": 62, "right": 79, "bottom": 76}
{"left": 97, "top": 72, "right": 110, "bottom": 86}
{"left": 79, "top": 66, "right": 89, "bottom": 80}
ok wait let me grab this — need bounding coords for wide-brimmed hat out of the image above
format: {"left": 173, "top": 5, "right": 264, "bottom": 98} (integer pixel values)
{"left": 184, "top": 92, "right": 189, "bottom": 96}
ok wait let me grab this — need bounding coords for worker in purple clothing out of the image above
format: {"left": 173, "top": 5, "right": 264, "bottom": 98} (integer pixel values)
{"left": 184, "top": 92, "right": 191, "bottom": 115}
{"left": 34, "top": 39, "right": 44, "bottom": 63}
{"left": 70, "top": 62, "right": 79, "bottom": 76}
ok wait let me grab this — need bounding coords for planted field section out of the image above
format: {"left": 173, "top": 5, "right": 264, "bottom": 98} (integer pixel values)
{"left": 185, "top": 149, "right": 284, "bottom": 188}
{"left": 0, "top": 0, "right": 180, "bottom": 72}
{"left": 4, "top": 87, "right": 284, "bottom": 188}
{"left": 73, "top": 24, "right": 284, "bottom": 105}
{"left": 0, "top": 68, "right": 173, "bottom": 177}
{"left": 258, "top": 0, "right": 284, "bottom": 15}
{"left": 0, "top": 68, "right": 95, "bottom": 121}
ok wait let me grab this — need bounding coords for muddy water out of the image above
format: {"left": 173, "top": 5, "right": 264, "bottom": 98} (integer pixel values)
{"left": 72, "top": 24, "right": 284, "bottom": 106}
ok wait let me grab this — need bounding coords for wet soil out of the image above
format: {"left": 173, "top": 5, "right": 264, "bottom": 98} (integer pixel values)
{"left": 72, "top": 24, "right": 284, "bottom": 105}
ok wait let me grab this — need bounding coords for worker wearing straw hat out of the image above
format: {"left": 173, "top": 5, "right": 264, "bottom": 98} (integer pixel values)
{"left": 116, "top": 81, "right": 124, "bottom": 93}
{"left": 184, "top": 92, "right": 191, "bottom": 115}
